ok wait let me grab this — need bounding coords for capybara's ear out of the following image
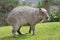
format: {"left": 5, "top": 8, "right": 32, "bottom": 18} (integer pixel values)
{"left": 40, "top": 8, "right": 47, "bottom": 12}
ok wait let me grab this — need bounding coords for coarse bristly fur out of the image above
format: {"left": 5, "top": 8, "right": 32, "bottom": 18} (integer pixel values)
{"left": 6, "top": 6, "right": 50, "bottom": 38}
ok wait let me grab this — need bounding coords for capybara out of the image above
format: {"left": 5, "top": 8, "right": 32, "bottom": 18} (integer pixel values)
{"left": 6, "top": 6, "right": 50, "bottom": 37}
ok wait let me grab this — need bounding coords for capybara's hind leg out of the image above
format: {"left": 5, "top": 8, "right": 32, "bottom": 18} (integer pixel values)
{"left": 12, "top": 25, "right": 19, "bottom": 38}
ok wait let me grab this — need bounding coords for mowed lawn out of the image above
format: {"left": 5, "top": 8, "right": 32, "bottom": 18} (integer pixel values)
{"left": 0, "top": 22, "right": 60, "bottom": 40}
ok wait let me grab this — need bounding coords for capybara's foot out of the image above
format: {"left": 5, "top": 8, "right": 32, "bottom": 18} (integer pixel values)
{"left": 13, "top": 35, "right": 19, "bottom": 38}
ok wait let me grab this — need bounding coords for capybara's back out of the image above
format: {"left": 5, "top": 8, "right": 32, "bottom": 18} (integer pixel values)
{"left": 7, "top": 6, "right": 38, "bottom": 26}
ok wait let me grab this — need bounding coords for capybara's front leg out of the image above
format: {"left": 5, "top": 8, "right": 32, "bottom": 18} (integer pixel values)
{"left": 32, "top": 26, "right": 35, "bottom": 35}
{"left": 31, "top": 25, "right": 35, "bottom": 35}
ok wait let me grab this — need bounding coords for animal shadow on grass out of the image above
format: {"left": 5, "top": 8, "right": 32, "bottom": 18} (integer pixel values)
{"left": 0, "top": 33, "right": 32, "bottom": 40}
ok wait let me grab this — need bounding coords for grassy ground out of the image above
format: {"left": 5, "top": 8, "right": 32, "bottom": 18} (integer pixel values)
{"left": 0, "top": 22, "right": 60, "bottom": 40}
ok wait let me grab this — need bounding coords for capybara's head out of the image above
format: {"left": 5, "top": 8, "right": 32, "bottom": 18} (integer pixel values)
{"left": 40, "top": 8, "right": 50, "bottom": 22}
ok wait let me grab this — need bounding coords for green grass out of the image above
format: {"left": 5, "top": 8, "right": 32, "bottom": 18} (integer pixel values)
{"left": 0, "top": 22, "right": 60, "bottom": 40}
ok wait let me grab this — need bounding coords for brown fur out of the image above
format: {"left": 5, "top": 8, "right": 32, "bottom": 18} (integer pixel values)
{"left": 6, "top": 6, "right": 50, "bottom": 37}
